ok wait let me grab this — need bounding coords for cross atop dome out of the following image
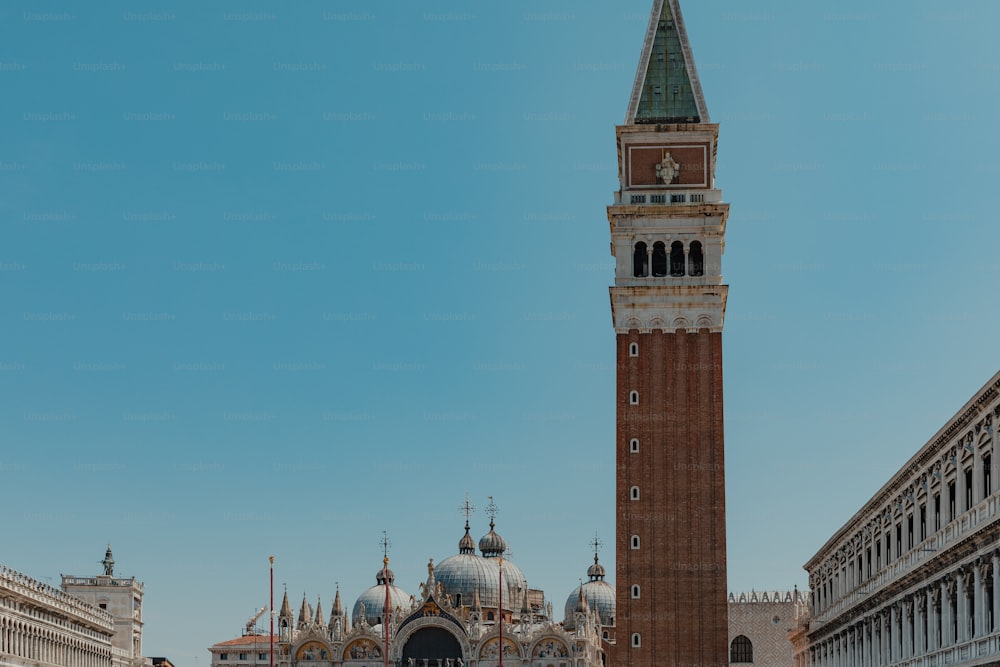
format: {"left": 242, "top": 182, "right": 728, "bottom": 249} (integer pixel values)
{"left": 589, "top": 533, "right": 603, "bottom": 560}
{"left": 485, "top": 496, "right": 498, "bottom": 528}
{"left": 459, "top": 493, "right": 476, "bottom": 523}
{"left": 626, "top": 0, "right": 709, "bottom": 125}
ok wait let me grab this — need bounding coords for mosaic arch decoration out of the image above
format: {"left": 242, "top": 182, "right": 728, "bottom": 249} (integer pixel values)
{"left": 296, "top": 641, "right": 332, "bottom": 661}
{"left": 531, "top": 639, "right": 569, "bottom": 659}
{"left": 479, "top": 637, "right": 520, "bottom": 659}
{"left": 345, "top": 639, "right": 382, "bottom": 660}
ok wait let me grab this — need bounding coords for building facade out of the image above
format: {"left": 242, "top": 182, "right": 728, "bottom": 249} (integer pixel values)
{"left": 210, "top": 512, "right": 612, "bottom": 667}
{"left": 62, "top": 546, "right": 146, "bottom": 667}
{"left": 0, "top": 563, "right": 115, "bottom": 667}
{"left": 608, "top": 1, "right": 730, "bottom": 667}
{"left": 728, "top": 591, "right": 808, "bottom": 667}
{"left": 0, "top": 546, "right": 152, "bottom": 667}
{"left": 792, "top": 371, "right": 1000, "bottom": 667}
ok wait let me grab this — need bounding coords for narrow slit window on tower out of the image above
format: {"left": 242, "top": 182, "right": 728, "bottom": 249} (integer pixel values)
{"left": 670, "top": 241, "right": 685, "bottom": 277}
{"left": 630, "top": 535, "right": 640, "bottom": 550}
{"left": 630, "top": 486, "right": 640, "bottom": 501}
{"left": 631, "top": 585, "right": 640, "bottom": 599}
{"left": 629, "top": 342, "right": 639, "bottom": 357}
{"left": 630, "top": 438, "right": 639, "bottom": 453}
{"left": 629, "top": 391, "right": 639, "bottom": 405}
{"left": 633, "top": 242, "right": 648, "bottom": 277}
{"left": 631, "top": 634, "right": 641, "bottom": 648}
{"left": 689, "top": 241, "right": 704, "bottom": 276}
{"left": 651, "top": 241, "right": 667, "bottom": 277}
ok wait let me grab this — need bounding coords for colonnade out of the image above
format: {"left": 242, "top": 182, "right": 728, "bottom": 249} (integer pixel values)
{"left": 808, "top": 553, "right": 1000, "bottom": 667}
{"left": 0, "top": 613, "right": 112, "bottom": 667}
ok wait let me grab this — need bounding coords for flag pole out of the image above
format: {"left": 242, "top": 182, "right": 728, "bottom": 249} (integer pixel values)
{"left": 269, "top": 556, "right": 275, "bottom": 667}
{"left": 498, "top": 556, "right": 503, "bottom": 667}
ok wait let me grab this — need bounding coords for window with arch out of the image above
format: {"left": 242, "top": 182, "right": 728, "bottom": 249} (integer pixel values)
{"left": 669, "top": 241, "right": 685, "bottom": 277}
{"left": 689, "top": 241, "right": 704, "bottom": 276}
{"left": 651, "top": 242, "right": 667, "bottom": 277}
{"left": 630, "top": 535, "right": 640, "bottom": 549}
{"left": 629, "top": 342, "right": 638, "bottom": 357}
{"left": 631, "top": 585, "right": 640, "bottom": 599}
{"left": 632, "top": 242, "right": 648, "bottom": 277}
{"left": 487, "top": 612, "right": 495, "bottom": 621}
{"left": 631, "top": 634, "right": 641, "bottom": 648}
{"left": 730, "top": 636, "right": 753, "bottom": 663}
{"left": 630, "top": 438, "right": 639, "bottom": 453}
{"left": 629, "top": 391, "right": 639, "bottom": 405}
{"left": 630, "top": 486, "right": 640, "bottom": 501}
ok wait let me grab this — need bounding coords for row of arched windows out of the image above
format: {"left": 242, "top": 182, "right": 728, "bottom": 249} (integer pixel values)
{"left": 633, "top": 241, "right": 704, "bottom": 277}
{"left": 0, "top": 614, "right": 111, "bottom": 667}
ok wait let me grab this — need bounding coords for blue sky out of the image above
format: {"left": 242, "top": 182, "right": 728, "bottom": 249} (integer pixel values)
{"left": 2, "top": 0, "right": 1000, "bottom": 663}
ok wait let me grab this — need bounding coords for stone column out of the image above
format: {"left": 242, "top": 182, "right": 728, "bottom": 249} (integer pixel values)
{"left": 975, "top": 560, "right": 986, "bottom": 637}
{"left": 916, "top": 592, "right": 925, "bottom": 656}
{"left": 905, "top": 599, "right": 914, "bottom": 658}
{"left": 959, "top": 569, "right": 969, "bottom": 643}
{"left": 938, "top": 575, "right": 954, "bottom": 648}
{"left": 993, "top": 551, "right": 1000, "bottom": 634}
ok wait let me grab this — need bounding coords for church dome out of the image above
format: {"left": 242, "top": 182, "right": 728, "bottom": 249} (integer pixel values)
{"left": 352, "top": 567, "right": 411, "bottom": 627}
{"left": 564, "top": 554, "right": 615, "bottom": 629}
{"left": 434, "top": 553, "right": 503, "bottom": 610}
{"left": 434, "top": 521, "right": 529, "bottom": 612}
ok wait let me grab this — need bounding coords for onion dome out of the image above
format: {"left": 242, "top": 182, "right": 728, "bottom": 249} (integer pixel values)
{"left": 564, "top": 552, "right": 616, "bottom": 630}
{"left": 477, "top": 516, "right": 529, "bottom": 604}
{"left": 459, "top": 521, "right": 476, "bottom": 555}
{"left": 352, "top": 566, "right": 411, "bottom": 627}
{"left": 479, "top": 518, "right": 507, "bottom": 558}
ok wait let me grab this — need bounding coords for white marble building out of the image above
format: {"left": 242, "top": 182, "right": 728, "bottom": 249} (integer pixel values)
{"left": 0, "top": 546, "right": 152, "bottom": 667}
{"left": 0, "top": 563, "right": 114, "bottom": 667}
{"left": 791, "top": 371, "right": 1000, "bottom": 667}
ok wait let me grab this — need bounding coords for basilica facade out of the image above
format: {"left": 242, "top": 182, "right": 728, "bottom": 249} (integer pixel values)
{"left": 209, "top": 517, "right": 614, "bottom": 667}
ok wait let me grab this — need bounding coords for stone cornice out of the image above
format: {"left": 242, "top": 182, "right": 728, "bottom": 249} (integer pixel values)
{"left": 609, "top": 284, "right": 727, "bottom": 333}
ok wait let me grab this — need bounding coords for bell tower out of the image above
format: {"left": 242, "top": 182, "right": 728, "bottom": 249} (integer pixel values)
{"left": 609, "top": 2, "right": 729, "bottom": 667}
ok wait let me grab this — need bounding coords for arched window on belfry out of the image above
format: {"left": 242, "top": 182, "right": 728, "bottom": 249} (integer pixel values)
{"left": 651, "top": 242, "right": 667, "bottom": 277}
{"left": 633, "top": 242, "right": 648, "bottom": 277}
{"left": 670, "top": 241, "right": 685, "bottom": 277}
{"left": 689, "top": 241, "right": 704, "bottom": 276}
{"left": 730, "top": 636, "right": 753, "bottom": 663}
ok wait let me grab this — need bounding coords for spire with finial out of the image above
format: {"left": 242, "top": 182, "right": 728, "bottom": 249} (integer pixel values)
{"left": 298, "top": 593, "right": 310, "bottom": 628}
{"left": 314, "top": 595, "right": 323, "bottom": 626}
{"left": 471, "top": 586, "right": 482, "bottom": 612}
{"left": 626, "top": 0, "right": 709, "bottom": 124}
{"left": 332, "top": 584, "right": 343, "bottom": 617}
{"left": 587, "top": 533, "right": 606, "bottom": 581}
{"left": 575, "top": 581, "right": 590, "bottom": 614}
{"left": 279, "top": 586, "right": 293, "bottom": 621}
{"left": 458, "top": 493, "right": 477, "bottom": 554}
{"left": 101, "top": 544, "right": 115, "bottom": 576}
{"left": 479, "top": 496, "right": 507, "bottom": 558}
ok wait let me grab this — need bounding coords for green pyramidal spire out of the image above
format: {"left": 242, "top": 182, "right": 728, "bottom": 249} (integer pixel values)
{"left": 626, "top": 0, "right": 709, "bottom": 124}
